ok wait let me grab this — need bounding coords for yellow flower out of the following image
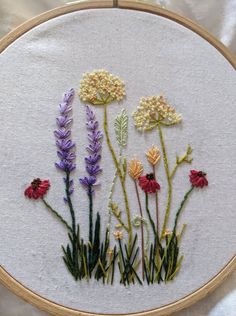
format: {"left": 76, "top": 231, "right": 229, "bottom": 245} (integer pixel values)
{"left": 146, "top": 146, "right": 161, "bottom": 165}
{"left": 132, "top": 95, "right": 182, "bottom": 131}
{"left": 163, "top": 229, "right": 172, "bottom": 237}
{"left": 78, "top": 69, "right": 125, "bottom": 105}
{"left": 128, "top": 159, "right": 143, "bottom": 180}
{"left": 113, "top": 230, "right": 123, "bottom": 240}
{"left": 107, "top": 248, "right": 114, "bottom": 256}
{"left": 109, "top": 201, "right": 121, "bottom": 217}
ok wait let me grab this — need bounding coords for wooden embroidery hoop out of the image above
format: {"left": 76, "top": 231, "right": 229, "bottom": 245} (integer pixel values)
{"left": 0, "top": 1, "right": 235, "bottom": 315}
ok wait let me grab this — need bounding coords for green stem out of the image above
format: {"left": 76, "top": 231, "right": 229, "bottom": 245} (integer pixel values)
{"left": 107, "top": 149, "right": 122, "bottom": 241}
{"left": 112, "top": 212, "right": 129, "bottom": 232}
{"left": 118, "top": 239, "right": 129, "bottom": 285}
{"left": 155, "top": 186, "right": 194, "bottom": 281}
{"left": 173, "top": 186, "right": 194, "bottom": 234}
{"left": 157, "top": 123, "right": 172, "bottom": 238}
{"left": 134, "top": 180, "right": 145, "bottom": 280}
{"left": 168, "top": 255, "right": 184, "bottom": 280}
{"left": 177, "top": 224, "right": 187, "bottom": 242}
{"left": 145, "top": 193, "right": 157, "bottom": 237}
{"left": 170, "top": 164, "right": 178, "bottom": 180}
{"left": 65, "top": 171, "right": 76, "bottom": 235}
{"left": 154, "top": 235, "right": 172, "bottom": 281}
{"left": 88, "top": 185, "right": 93, "bottom": 245}
{"left": 153, "top": 166, "right": 159, "bottom": 237}
{"left": 65, "top": 171, "right": 78, "bottom": 277}
{"left": 42, "top": 198, "right": 72, "bottom": 232}
{"left": 170, "top": 146, "right": 192, "bottom": 179}
{"left": 88, "top": 185, "right": 93, "bottom": 274}
{"left": 152, "top": 166, "right": 161, "bottom": 270}
{"left": 103, "top": 105, "right": 132, "bottom": 252}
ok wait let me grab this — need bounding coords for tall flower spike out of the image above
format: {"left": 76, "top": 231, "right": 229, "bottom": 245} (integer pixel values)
{"left": 78, "top": 69, "right": 125, "bottom": 105}
{"left": 133, "top": 95, "right": 182, "bottom": 131}
{"left": 54, "top": 88, "right": 76, "bottom": 199}
{"left": 79, "top": 106, "right": 103, "bottom": 191}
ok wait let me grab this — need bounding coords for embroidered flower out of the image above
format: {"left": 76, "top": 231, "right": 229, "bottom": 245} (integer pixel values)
{"left": 54, "top": 89, "right": 76, "bottom": 203}
{"left": 163, "top": 230, "right": 172, "bottom": 237}
{"left": 133, "top": 95, "right": 182, "bottom": 131}
{"left": 24, "top": 178, "right": 50, "bottom": 199}
{"left": 55, "top": 88, "right": 76, "bottom": 173}
{"left": 113, "top": 230, "right": 123, "bottom": 240}
{"left": 128, "top": 159, "right": 143, "bottom": 180}
{"left": 79, "top": 70, "right": 125, "bottom": 105}
{"left": 107, "top": 248, "right": 114, "bottom": 256}
{"left": 146, "top": 146, "right": 161, "bottom": 166}
{"left": 189, "top": 170, "right": 208, "bottom": 188}
{"left": 138, "top": 173, "right": 160, "bottom": 193}
{"left": 79, "top": 106, "right": 103, "bottom": 191}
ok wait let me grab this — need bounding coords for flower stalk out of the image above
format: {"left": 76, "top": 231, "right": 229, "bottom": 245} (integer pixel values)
{"left": 170, "top": 145, "right": 193, "bottom": 179}
{"left": 157, "top": 122, "right": 172, "bottom": 239}
{"left": 54, "top": 88, "right": 76, "bottom": 231}
{"left": 65, "top": 171, "right": 76, "bottom": 235}
{"left": 110, "top": 202, "right": 129, "bottom": 232}
{"left": 134, "top": 180, "right": 145, "bottom": 280}
{"left": 107, "top": 109, "right": 128, "bottom": 241}
{"left": 42, "top": 198, "right": 72, "bottom": 232}
{"left": 79, "top": 105, "right": 103, "bottom": 275}
{"left": 103, "top": 105, "right": 132, "bottom": 252}
{"left": 173, "top": 186, "right": 194, "bottom": 234}
{"left": 155, "top": 186, "right": 194, "bottom": 282}
{"left": 145, "top": 193, "right": 157, "bottom": 238}
{"left": 152, "top": 166, "right": 159, "bottom": 236}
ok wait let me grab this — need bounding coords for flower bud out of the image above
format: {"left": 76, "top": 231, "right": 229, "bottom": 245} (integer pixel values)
{"left": 128, "top": 159, "right": 143, "bottom": 180}
{"left": 146, "top": 146, "right": 160, "bottom": 166}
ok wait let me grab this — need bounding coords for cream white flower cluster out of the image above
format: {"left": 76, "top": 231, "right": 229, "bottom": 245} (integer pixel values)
{"left": 132, "top": 95, "right": 182, "bottom": 131}
{"left": 79, "top": 69, "right": 125, "bottom": 105}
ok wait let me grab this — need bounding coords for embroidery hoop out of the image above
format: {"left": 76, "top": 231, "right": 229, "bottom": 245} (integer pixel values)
{"left": 0, "top": 1, "right": 235, "bottom": 315}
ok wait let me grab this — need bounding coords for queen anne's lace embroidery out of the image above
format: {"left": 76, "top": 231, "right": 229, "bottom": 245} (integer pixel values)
{"left": 133, "top": 95, "right": 182, "bottom": 130}
{"left": 24, "top": 70, "right": 208, "bottom": 285}
{"left": 79, "top": 69, "right": 125, "bottom": 104}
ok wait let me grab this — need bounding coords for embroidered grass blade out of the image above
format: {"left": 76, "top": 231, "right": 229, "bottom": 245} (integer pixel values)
{"left": 115, "top": 108, "right": 128, "bottom": 148}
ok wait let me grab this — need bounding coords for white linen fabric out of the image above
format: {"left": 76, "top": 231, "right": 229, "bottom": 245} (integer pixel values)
{"left": 0, "top": 2, "right": 235, "bottom": 316}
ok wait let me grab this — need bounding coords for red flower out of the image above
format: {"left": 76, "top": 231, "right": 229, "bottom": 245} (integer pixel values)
{"left": 24, "top": 178, "right": 50, "bottom": 199}
{"left": 138, "top": 173, "right": 160, "bottom": 193}
{"left": 189, "top": 170, "right": 208, "bottom": 188}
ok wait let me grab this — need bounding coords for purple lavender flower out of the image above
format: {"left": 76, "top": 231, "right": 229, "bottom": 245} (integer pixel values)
{"left": 54, "top": 88, "right": 76, "bottom": 198}
{"left": 80, "top": 106, "right": 102, "bottom": 191}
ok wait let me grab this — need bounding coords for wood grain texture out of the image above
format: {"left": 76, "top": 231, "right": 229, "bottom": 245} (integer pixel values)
{"left": 0, "top": 0, "right": 235, "bottom": 315}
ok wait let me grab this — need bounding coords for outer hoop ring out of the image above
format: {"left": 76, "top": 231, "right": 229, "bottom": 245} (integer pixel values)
{"left": 0, "top": 1, "right": 235, "bottom": 315}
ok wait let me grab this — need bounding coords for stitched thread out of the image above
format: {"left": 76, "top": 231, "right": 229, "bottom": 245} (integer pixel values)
{"left": 24, "top": 77, "right": 209, "bottom": 285}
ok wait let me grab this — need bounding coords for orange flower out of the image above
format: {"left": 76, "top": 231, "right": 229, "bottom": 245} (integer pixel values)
{"left": 146, "top": 146, "right": 160, "bottom": 166}
{"left": 128, "top": 159, "right": 143, "bottom": 180}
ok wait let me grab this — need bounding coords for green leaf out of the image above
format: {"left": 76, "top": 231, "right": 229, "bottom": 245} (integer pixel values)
{"left": 114, "top": 109, "right": 128, "bottom": 147}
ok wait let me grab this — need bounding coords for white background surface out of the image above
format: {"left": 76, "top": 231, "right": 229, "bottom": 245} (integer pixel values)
{"left": 0, "top": 1, "right": 235, "bottom": 315}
